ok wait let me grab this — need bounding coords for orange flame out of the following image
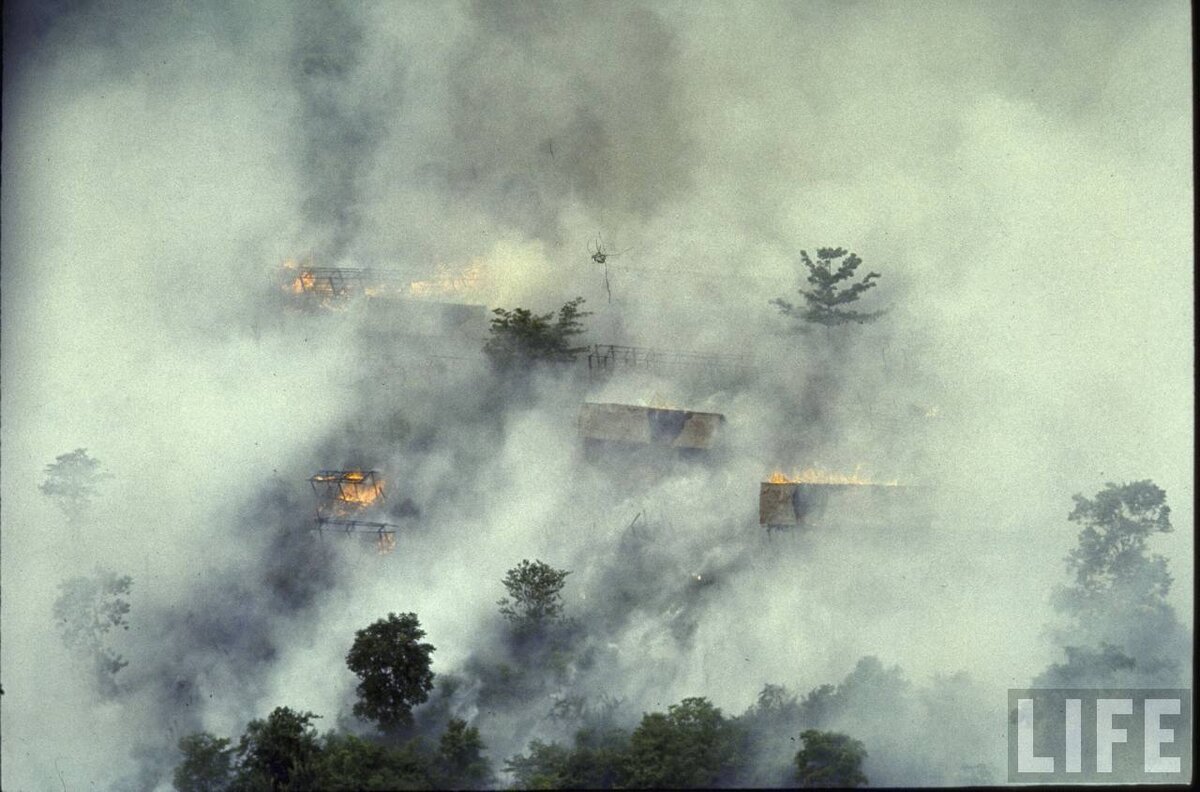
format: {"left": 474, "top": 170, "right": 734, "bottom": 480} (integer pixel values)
{"left": 290, "top": 270, "right": 316, "bottom": 295}
{"left": 282, "top": 258, "right": 325, "bottom": 298}
{"left": 766, "top": 465, "right": 899, "bottom": 486}
{"left": 281, "top": 256, "right": 486, "bottom": 302}
{"left": 314, "top": 470, "right": 384, "bottom": 515}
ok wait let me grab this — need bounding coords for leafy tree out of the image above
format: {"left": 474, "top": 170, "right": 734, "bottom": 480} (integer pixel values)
{"left": 39, "top": 447, "right": 112, "bottom": 525}
{"left": 483, "top": 297, "right": 590, "bottom": 369}
{"left": 497, "top": 559, "right": 570, "bottom": 634}
{"left": 312, "top": 732, "right": 432, "bottom": 791}
{"left": 738, "top": 684, "right": 807, "bottom": 786}
{"left": 794, "top": 730, "right": 868, "bottom": 788}
{"left": 797, "top": 683, "right": 837, "bottom": 726}
{"left": 505, "top": 740, "right": 574, "bottom": 789}
{"left": 53, "top": 568, "right": 132, "bottom": 695}
{"left": 771, "top": 248, "right": 883, "bottom": 328}
{"left": 432, "top": 718, "right": 493, "bottom": 789}
{"left": 346, "top": 613, "right": 436, "bottom": 733}
{"left": 174, "top": 733, "right": 234, "bottom": 792}
{"left": 1059, "top": 480, "right": 1172, "bottom": 613}
{"left": 1049, "top": 480, "right": 1183, "bottom": 679}
{"left": 624, "top": 697, "right": 746, "bottom": 788}
{"left": 233, "top": 707, "right": 321, "bottom": 791}
{"left": 505, "top": 728, "right": 630, "bottom": 790}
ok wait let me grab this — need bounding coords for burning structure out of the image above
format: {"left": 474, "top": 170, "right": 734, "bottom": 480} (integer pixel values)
{"left": 578, "top": 402, "right": 725, "bottom": 457}
{"left": 308, "top": 470, "right": 401, "bottom": 553}
{"left": 286, "top": 266, "right": 406, "bottom": 299}
{"left": 283, "top": 260, "right": 486, "bottom": 304}
{"left": 309, "top": 469, "right": 385, "bottom": 515}
{"left": 758, "top": 467, "right": 923, "bottom": 532}
{"left": 280, "top": 260, "right": 489, "bottom": 363}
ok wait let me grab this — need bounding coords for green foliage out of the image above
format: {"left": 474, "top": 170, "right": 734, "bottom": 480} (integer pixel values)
{"left": 234, "top": 707, "right": 322, "bottom": 791}
{"left": 176, "top": 722, "right": 449, "bottom": 792}
{"left": 507, "top": 698, "right": 747, "bottom": 790}
{"left": 505, "top": 740, "right": 575, "bottom": 789}
{"left": 174, "top": 733, "right": 234, "bottom": 792}
{"left": 624, "top": 697, "right": 746, "bottom": 788}
{"left": 312, "top": 732, "right": 432, "bottom": 791}
{"left": 794, "top": 730, "right": 868, "bottom": 788}
{"left": 771, "top": 248, "right": 883, "bottom": 327}
{"left": 433, "top": 718, "right": 493, "bottom": 789}
{"left": 505, "top": 728, "right": 630, "bottom": 790}
{"left": 483, "top": 297, "right": 590, "bottom": 369}
{"left": 497, "top": 559, "right": 571, "bottom": 634}
{"left": 53, "top": 568, "right": 132, "bottom": 695}
{"left": 39, "top": 447, "right": 111, "bottom": 524}
{"left": 346, "top": 613, "right": 436, "bottom": 733}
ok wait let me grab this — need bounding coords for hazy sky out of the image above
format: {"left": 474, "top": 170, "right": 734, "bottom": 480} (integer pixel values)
{"left": 2, "top": 1, "right": 1192, "bottom": 788}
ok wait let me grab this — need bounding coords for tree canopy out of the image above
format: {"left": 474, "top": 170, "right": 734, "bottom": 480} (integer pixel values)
{"left": 794, "top": 729, "right": 869, "bottom": 788}
{"left": 1044, "top": 480, "right": 1183, "bottom": 685}
{"left": 39, "top": 447, "right": 111, "bottom": 525}
{"left": 624, "top": 697, "right": 746, "bottom": 788}
{"left": 484, "top": 297, "right": 590, "bottom": 369}
{"left": 771, "top": 248, "right": 883, "bottom": 328}
{"left": 53, "top": 568, "right": 132, "bottom": 696}
{"left": 235, "top": 707, "right": 322, "bottom": 790}
{"left": 174, "top": 710, "right": 482, "bottom": 791}
{"left": 505, "top": 729, "right": 629, "bottom": 790}
{"left": 433, "top": 718, "right": 494, "bottom": 789}
{"left": 346, "top": 612, "right": 436, "bottom": 733}
{"left": 173, "top": 733, "right": 234, "bottom": 792}
{"left": 1063, "top": 480, "right": 1172, "bottom": 602}
{"left": 313, "top": 732, "right": 434, "bottom": 791}
{"left": 497, "top": 559, "right": 571, "bottom": 634}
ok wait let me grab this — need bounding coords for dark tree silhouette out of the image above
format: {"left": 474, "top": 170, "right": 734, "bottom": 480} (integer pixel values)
{"left": 484, "top": 297, "right": 590, "bottom": 368}
{"left": 433, "top": 718, "right": 494, "bottom": 789}
{"left": 771, "top": 248, "right": 883, "bottom": 328}
{"left": 173, "top": 733, "right": 233, "bottom": 792}
{"left": 794, "top": 729, "right": 869, "bottom": 788}
{"left": 346, "top": 612, "right": 436, "bottom": 732}
{"left": 234, "top": 707, "right": 321, "bottom": 790}
{"left": 624, "top": 697, "right": 746, "bottom": 788}
{"left": 1043, "top": 480, "right": 1184, "bottom": 685}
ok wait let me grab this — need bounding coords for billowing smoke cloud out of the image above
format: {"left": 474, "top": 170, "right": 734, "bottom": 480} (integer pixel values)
{"left": 1, "top": 1, "right": 1191, "bottom": 789}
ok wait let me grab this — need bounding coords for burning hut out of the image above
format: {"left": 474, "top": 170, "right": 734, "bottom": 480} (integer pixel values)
{"left": 308, "top": 470, "right": 402, "bottom": 553}
{"left": 280, "top": 260, "right": 489, "bottom": 361}
{"left": 309, "top": 469, "right": 385, "bottom": 516}
{"left": 578, "top": 402, "right": 725, "bottom": 458}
